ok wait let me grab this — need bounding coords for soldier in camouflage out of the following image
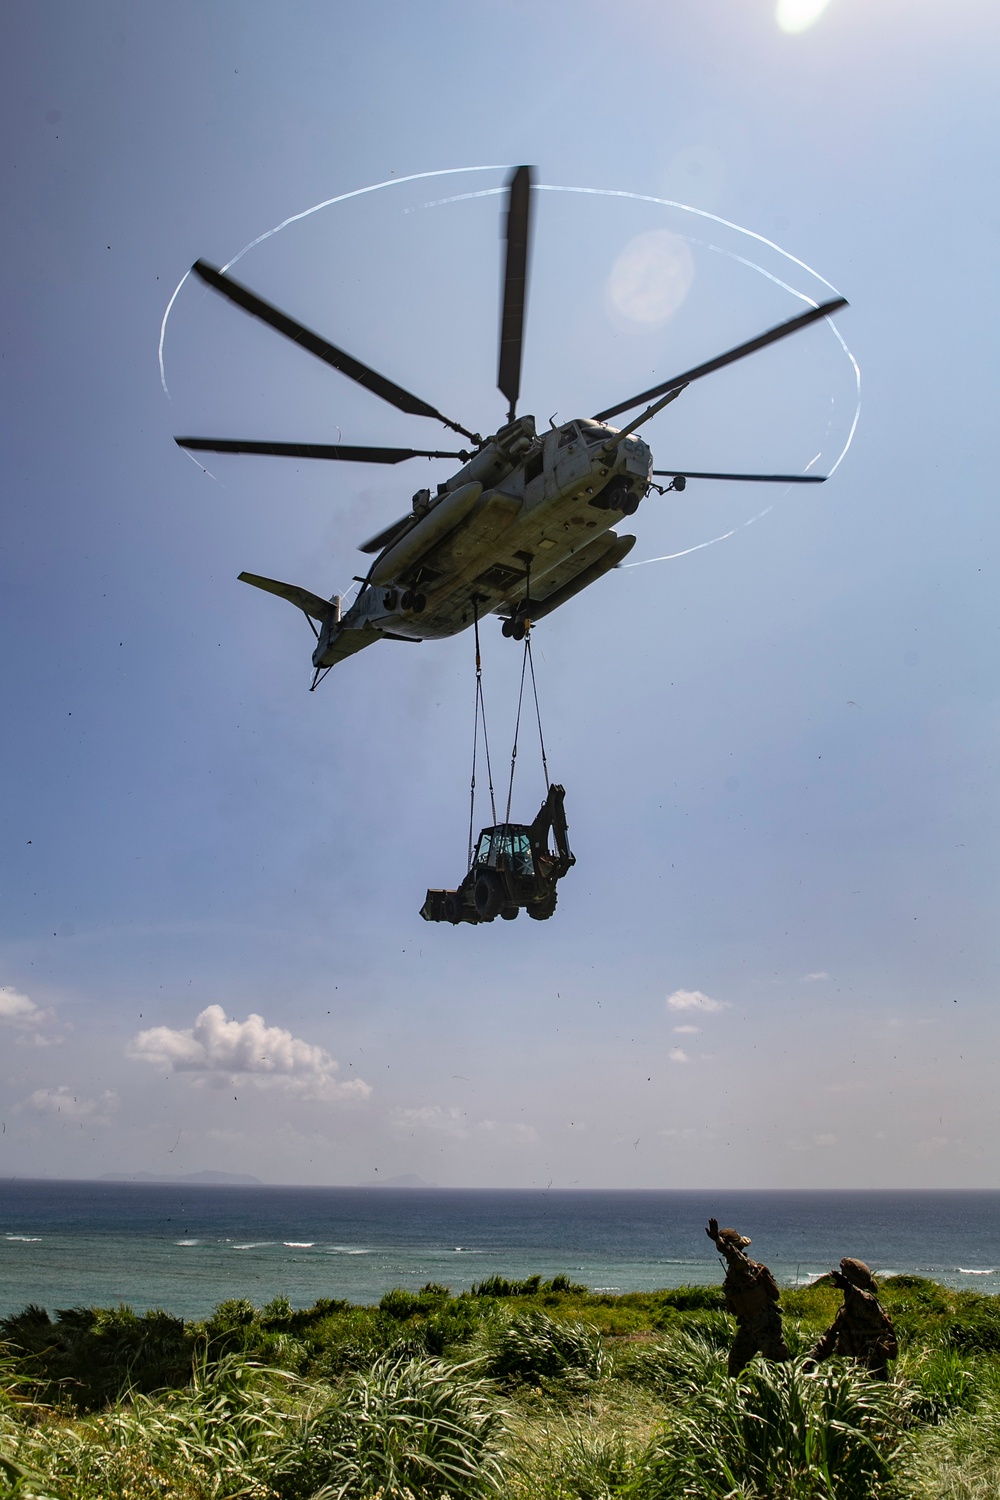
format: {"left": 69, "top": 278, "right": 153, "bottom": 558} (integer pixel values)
{"left": 806, "top": 1257, "right": 898, "bottom": 1379}
{"left": 706, "top": 1218, "right": 790, "bottom": 1376}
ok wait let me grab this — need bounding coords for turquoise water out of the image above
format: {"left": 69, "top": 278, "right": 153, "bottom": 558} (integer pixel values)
{"left": 2, "top": 1183, "right": 997, "bottom": 1319}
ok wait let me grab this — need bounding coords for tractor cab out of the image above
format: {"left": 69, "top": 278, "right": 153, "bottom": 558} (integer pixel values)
{"left": 421, "top": 784, "right": 575, "bottom": 925}
{"left": 474, "top": 825, "right": 535, "bottom": 878}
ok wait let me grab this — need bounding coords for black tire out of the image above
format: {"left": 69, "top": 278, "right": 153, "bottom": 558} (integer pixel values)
{"left": 412, "top": 592, "right": 426, "bottom": 613}
{"left": 500, "top": 906, "right": 519, "bottom": 920}
{"left": 474, "top": 873, "right": 503, "bottom": 919}
{"left": 511, "top": 619, "right": 526, "bottom": 642}
{"left": 591, "top": 475, "right": 629, "bottom": 512}
{"left": 443, "top": 892, "right": 462, "bottom": 924}
{"left": 501, "top": 618, "right": 515, "bottom": 638}
{"left": 621, "top": 493, "right": 639, "bottom": 515}
{"left": 401, "top": 590, "right": 413, "bottom": 610}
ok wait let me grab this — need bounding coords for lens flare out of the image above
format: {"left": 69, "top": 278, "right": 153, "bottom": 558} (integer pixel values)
{"left": 776, "top": 0, "right": 831, "bottom": 34}
{"left": 608, "top": 229, "right": 695, "bottom": 327}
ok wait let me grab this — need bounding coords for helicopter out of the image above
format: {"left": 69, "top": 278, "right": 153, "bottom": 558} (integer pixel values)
{"left": 175, "top": 167, "right": 847, "bottom": 687}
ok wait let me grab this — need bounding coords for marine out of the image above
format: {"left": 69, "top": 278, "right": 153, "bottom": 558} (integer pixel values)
{"left": 806, "top": 1257, "right": 898, "bottom": 1379}
{"left": 706, "top": 1217, "right": 790, "bottom": 1375}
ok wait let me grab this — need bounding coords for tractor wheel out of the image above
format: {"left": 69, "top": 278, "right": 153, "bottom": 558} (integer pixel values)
{"left": 443, "top": 892, "right": 462, "bottom": 924}
{"left": 474, "top": 873, "right": 503, "bottom": 920}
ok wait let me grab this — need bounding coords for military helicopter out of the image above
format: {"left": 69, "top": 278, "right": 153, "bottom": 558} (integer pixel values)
{"left": 175, "top": 167, "right": 847, "bottom": 687}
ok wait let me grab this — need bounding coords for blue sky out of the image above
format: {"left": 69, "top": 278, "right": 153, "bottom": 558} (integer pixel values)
{"left": 2, "top": 0, "right": 998, "bottom": 1188}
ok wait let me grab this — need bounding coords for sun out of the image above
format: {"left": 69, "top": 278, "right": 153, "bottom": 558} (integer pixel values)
{"left": 776, "top": 0, "right": 832, "bottom": 34}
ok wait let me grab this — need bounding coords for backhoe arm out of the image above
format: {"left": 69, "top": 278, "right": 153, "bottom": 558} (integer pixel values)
{"left": 529, "top": 784, "right": 575, "bottom": 879}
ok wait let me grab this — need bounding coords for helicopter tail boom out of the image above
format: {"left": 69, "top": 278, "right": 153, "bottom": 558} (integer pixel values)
{"left": 238, "top": 571, "right": 335, "bottom": 622}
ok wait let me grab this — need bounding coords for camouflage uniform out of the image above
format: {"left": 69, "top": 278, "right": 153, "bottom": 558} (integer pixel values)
{"left": 708, "top": 1221, "right": 790, "bottom": 1376}
{"left": 807, "top": 1258, "right": 898, "bottom": 1379}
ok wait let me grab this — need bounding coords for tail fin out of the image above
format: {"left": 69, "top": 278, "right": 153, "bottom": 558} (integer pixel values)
{"left": 238, "top": 571, "right": 333, "bottom": 622}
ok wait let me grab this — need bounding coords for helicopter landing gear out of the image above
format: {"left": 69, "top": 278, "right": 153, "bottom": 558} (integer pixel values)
{"left": 589, "top": 474, "right": 637, "bottom": 512}
{"left": 501, "top": 616, "right": 526, "bottom": 641}
{"left": 401, "top": 590, "right": 426, "bottom": 613}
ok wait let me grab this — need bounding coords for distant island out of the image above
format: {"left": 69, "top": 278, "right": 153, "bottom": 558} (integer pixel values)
{"left": 98, "top": 1170, "right": 264, "bottom": 1185}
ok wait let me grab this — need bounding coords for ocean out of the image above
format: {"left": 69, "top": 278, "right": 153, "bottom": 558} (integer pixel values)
{"left": 1, "top": 1182, "right": 997, "bottom": 1320}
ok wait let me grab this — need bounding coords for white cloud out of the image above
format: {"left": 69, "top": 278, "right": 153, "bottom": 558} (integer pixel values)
{"left": 668, "top": 1047, "right": 690, "bottom": 1064}
{"left": 918, "top": 1135, "right": 953, "bottom": 1154}
{"left": 673, "top": 1024, "right": 701, "bottom": 1035}
{"left": 0, "top": 986, "right": 62, "bottom": 1045}
{"left": 785, "top": 1132, "right": 840, "bottom": 1152}
{"left": 128, "top": 1004, "right": 371, "bottom": 1101}
{"left": 666, "top": 990, "right": 729, "bottom": 1014}
{"left": 19, "top": 1086, "right": 119, "bottom": 1124}
{"left": 476, "top": 1119, "right": 538, "bottom": 1146}
{"left": 804, "top": 972, "right": 831, "bottom": 982}
{"left": 391, "top": 1105, "right": 537, "bottom": 1145}
{"left": 393, "top": 1105, "right": 466, "bottom": 1138}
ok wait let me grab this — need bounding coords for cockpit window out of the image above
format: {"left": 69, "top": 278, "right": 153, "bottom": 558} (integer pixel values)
{"left": 558, "top": 424, "right": 579, "bottom": 448}
{"left": 475, "top": 828, "right": 534, "bottom": 874}
{"left": 582, "top": 423, "right": 609, "bottom": 446}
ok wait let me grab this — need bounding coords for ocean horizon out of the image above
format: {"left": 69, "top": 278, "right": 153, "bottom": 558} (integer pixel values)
{"left": 2, "top": 1181, "right": 998, "bottom": 1320}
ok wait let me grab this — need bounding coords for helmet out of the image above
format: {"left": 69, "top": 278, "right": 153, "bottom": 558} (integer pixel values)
{"left": 839, "top": 1257, "right": 878, "bottom": 1292}
{"left": 718, "top": 1228, "right": 752, "bottom": 1248}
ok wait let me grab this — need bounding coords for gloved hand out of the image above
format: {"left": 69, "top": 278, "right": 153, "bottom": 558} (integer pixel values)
{"left": 830, "top": 1268, "right": 849, "bottom": 1290}
{"left": 706, "top": 1217, "right": 720, "bottom": 1244}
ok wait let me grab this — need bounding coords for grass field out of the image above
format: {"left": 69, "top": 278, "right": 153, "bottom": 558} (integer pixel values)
{"left": 3, "top": 1274, "right": 999, "bottom": 1497}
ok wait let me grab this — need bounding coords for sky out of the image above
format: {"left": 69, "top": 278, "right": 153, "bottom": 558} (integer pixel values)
{"left": 1, "top": 0, "right": 998, "bottom": 1190}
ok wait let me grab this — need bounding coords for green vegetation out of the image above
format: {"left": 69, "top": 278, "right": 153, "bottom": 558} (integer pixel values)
{"left": 2, "top": 1275, "right": 1000, "bottom": 1497}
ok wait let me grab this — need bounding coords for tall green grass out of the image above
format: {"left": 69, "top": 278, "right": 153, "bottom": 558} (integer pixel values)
{"left": 4, "top": 1276, "right": 1000, "bottom": 1499}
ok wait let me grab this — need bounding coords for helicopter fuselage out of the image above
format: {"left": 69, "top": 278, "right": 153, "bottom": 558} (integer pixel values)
{"left": 312, "top": 416, "right": 650, "bottom": 667}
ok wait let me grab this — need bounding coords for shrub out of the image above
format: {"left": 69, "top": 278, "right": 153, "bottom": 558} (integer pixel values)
{"left": 0, "top": 1303, "right": 194, "bottom": 1410}
{"left": 272, "top": 1353, "right": 503, "bottom": 1499}
{"left": 379, "top": 1288, "right": 426, "bottom": 1322}
{"left": 899, "top": 1345, "right": 980, "bottom": 1424}
{"left": 470, "top": 1274, "right": 587, "bottom": 1299}
{"left": 626, "top": 1354, "right": 905, "bottom": 1500}
{"left": 652, "top": 1285, "right": 726, "bottom": 1314}
{"left": 471, "top": 1274, "right": 543, "bottom": 1298}
{"left": 943, "top": 1299, "right": 1000, "bottom": 1355}
{"left": 483, "top": 1310, "right": 605, "bottom": 1387}
{"left": 614, "top": 1331, "right": 725, "bottom": 1399}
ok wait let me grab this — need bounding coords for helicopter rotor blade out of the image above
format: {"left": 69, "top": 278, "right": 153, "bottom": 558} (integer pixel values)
{"left": 175, "top": 438, "right": 468, "bottom": 464}
{"left": 593, "top": 296, "right": 848, "bottom": 424}
{"left": 497, "top": 166, "right": 534, "bottom": 424}
{"left": 191, "top": 260, "right": 480, "bottom": 443}
{"left": 653, "top": 469, "right": 827, "bottom": 483}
